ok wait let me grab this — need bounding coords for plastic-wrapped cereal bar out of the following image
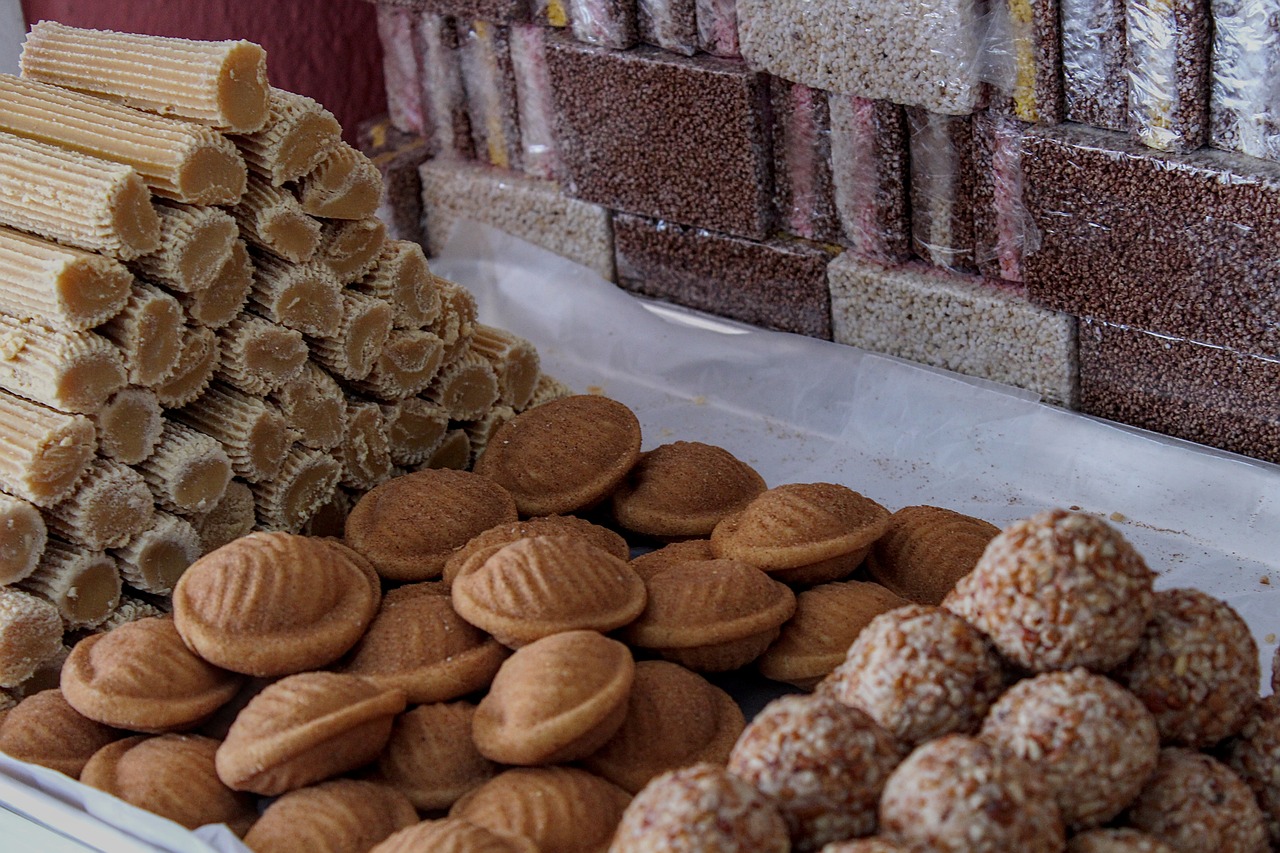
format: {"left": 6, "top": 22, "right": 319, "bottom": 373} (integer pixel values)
{"left": 522, "top": 372, "right": 573, "bottom": 410}
{"left": 1126, "top": 0, "right": 1210, "bottom": 152}
{"left": 296, "top": 143, "right": 383, "bottom": 220}
{"left": 136, "top": 420, "right": 232, "bottom": 515}
{"left": 696, "top": 0, "right": 738, "bottom": 55}
{"left": 378, "top": 4, "right": 427, "bottom": 136}
{"left": 299, "top": 487, "right": 351, "bottom": 539}
{"left": 271, "top": 362, "right": 348, "bottom": 451}
{"left": 1209, "top": 0, "right": 1280, "bottom": 162}
{"left": 97, "top": 282, "right": 183, "bottom": 388}
{"left": 0, "top": 226, "right": 131, "bottom": 332}
{"left": 20, "top": 539, "right": 121, "bottom": 629}
{"left": 424, "top": 427, "right": 472, "bottom": 470}
{"left": 469, "top": 324, "right": 541, "bottom": 409}
{"left": 339, "top": 401, "right": 396, "bottom": 490}
{"left": 0, "top": 588, "right": 63, "bottom": 688}
{"left": 382, "top": 398, "right": 450, "bottom": 466}
{"left": 41, "top": 458, "right": 154, "bottom": 550}
{"left": 829, "top": 96, "right": 911, "bottom": 263}
{"left": 190, "top": 479, "right": 255, "bottom": 553}
{"left": 216, "top": 313, "right": 309, "bottom": 396}
{"left": 19, "top": 21, "right": 270, "bottom": 133}
{"left": 772, "top": 79, "right": 841, "bottom": 245}
{"left": 153, "top": 325, "right": 220, "bottom": 409}
{"left": 307, "top": 291, "right": 394, "bottom": 382}
{"left": 536, "top": 0, "right": 572, "bottom": 25}
{"left": 511, "top": 25, "right": 564, "bottom": 180}
{"left": 908, "top": 108, "right": 977, "bottom": 272}
{"left": 567, "top": 0, "right": 639, "bottom": 48}
{"left": 0, "top": 74, "right": 246, "bottom": 207}
{"left": 248, "top": 254, "right": 343, "bottom": 338}
{"left": 0, "top": 130, "right": 160, "bottom": 261}
{"left": 419, "top": 14, "right": 475, "bottom": 160}
{"left": 349, "top": 329, "right": 447, "bottom": 400}
{"left": 354, "top": 240, "right": 441, "bottom": 329}
{"left": 233, "top": 174, "right": 323, "bottom": 264}
{"left": 463, "top": 404, "right": 516, "bottom": 464}
{"left": 318, "top": 217, "right": 387, "bottom": 285}
{"left": 110, "top": 510, "right": 202, "bottom": 595}
{"left": 91, "top": 387, "right": 162, "bottom": 465}
{"left": 365, "top": 129, "right": 429, "bottom": 246}
{"left": 232, "top": 88, "right": 343, "bottom": 186}
{"left": 0, "top": 390, "right": 96, "bottom": 507}
{"left": 1060, "top": 0, "right": 1128, "bottom": 129}
{"left": 0, "top": 492, "right": 46, "bottom": 586}
{"left": 997, "top": 0, "right": 1064, "bottom": 123}
{"left": 130, "top": 202, "right": 237, "bottom": 294}
{"left": 175, "top": 239, "right": 252, "bottom": 331}
{"left": 423, "top": 348, "right": 500, "bottom": 421}
{"left": 250, "top": 445, "right": 341, "bottom": 532}
{"left": 171, "top": 384, "right": 297, "bottom": 484}
{"left": 0, "top": 315, "right": 126, "bottom": 415}
{"left": 459, "top": 21, "right": 524, "bottom": 170}
{"left": 638, "top": 0, "right": 698, "bottom": 54}
{"left": 972, "top": 110, "right": 1032, "bottom": 283}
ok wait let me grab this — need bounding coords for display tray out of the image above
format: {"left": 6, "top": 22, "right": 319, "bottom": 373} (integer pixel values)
{"left": 1, "top": 223, "right": 1276, "bottom": 850}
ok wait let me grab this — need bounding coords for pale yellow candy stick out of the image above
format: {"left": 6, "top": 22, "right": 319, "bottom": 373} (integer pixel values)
{"left": 231, "top": 87, "right": 342, "bottom": 185}
{"left": 0, "top": 389, "right": 96, "bottom": 506}
{"left": 307, "top": 290, "right": 393, "bottom": 381}
{"left": 153, "top": 325, "right": 220, "bottom": 409}
{"left": 462, "top": 404, "right": 517, "bottom": 465}
{"left": 423, "top": 348, "right": 499, "bottom": 421}
{"left": 41, "top": 457, "right": 154, "bottom": 550}
{"left": 0, "top": 130, "right": 159, "bottom": 260}
{"left": 233, "top": 173, "right": 321, "bottom": 263}
{"left": 469, "top": 323, "right": 541, "bottom": 410}
{"left": 248, "top": 254, "right": 342, "bottom": 337}
{"left": 135, "top": 420, "right": 232, "bottom": 515}
{"left": 423, "top": 428, "right": 472, "bottom": 472}
{"left": 0, "top": 587, "right": 63, "bottom": 688}
{"left": 20, "top": 21, "right": 270, "bottom": 133}
{"left": 383, "top": 398, "right": 449, "bottom": 467}
{"left": 0, "top": 491, "right": 47, "bottom": 585}
{"left": 0, "top": 314, "right": 126, "bottom": 414}
{"left": 250, "top": 445, "right": 340, "bottom": 532}
{"left": 0, "top": 225, "right": 131, "bottom": 331}
{"left": 339, "top": 401, "right": 394, "bottom": 491}
{"left": 172, "top": 383, "right": 297, "bottom": 484}
{"left": 190, "top": 479, "right": 255, "bottom": 554}
{"left": 354, "top": 240, "right": 441, "bottom": 329}
{"left": 131, "top": 201, "right": 237, "bottom": 293}
{"left": 215, "top": 314, "right": 308, "bottom": 396}
{"left": 349, "top": 329, "right": 445, "bottom": 401}
{"left": 175, "top": 239, "right": 251, "bottom": 330}
{"left": 97, "top": 282, "right": 184, "bottom": 388}
{"left": 318, "top": 216, "right": 386, "bottom": 284}
{"left": 296, "top": 143, "right": 383, "bottom": 220}
{"left": 20, "top": 539, "right": 121, "bottom": 629}
{"left": 111, "top": 510, "right": 202, "bottom": 595}
{"left": 0, "top": 73, "right": 247, "bottom": 205}
{"left": 91, "top": 386, "right": 162, "bottom": 465}
{"left": 270, "top": 361, "right": 347, "bottom": 451}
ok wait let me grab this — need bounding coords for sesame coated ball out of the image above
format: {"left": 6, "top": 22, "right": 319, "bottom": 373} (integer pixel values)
{"left": 610, "top": 763, "right": 789, "bottom": 853}
{"left": 1221, "top": 696, "right": 1280, "bottom": 848}
{"left": 726, "top": 693, "right": 901, "bottom": 851}
{"left": 878, "top": 734, "right": 1065, "bottom": 853}
{"left": 943, "top": 509, "right": 1155, "bottom": 672}
{"left": 1112, "top": 587, "right": 1260, "bottom": 748}
{"left": 980, "top": 668, "right": 1159, "bottom": 830}
{"left": 1123, "top": 747, "right": 1268, "bottom": 853}
{"left": 824, "top": 605, "right": 1005, "bottom": 747}
{"left": 1067, "top": 828, "right": 1178, "bottom": 852}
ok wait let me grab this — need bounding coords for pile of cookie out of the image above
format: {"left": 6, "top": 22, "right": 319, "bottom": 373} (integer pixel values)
{"left": 0, "top": 392, "right": 1275, "bottom": 853}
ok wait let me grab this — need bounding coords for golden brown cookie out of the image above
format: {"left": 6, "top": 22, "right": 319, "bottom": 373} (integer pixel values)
{"left": 242, "top": 779, "right": 418, "bottom": 853}
{"left": 629, "top": 539, "right": 716, "bottom": 581}
{"left": 216, "top": 671, "right": 406, "bottom": 796}
{"left": 60, "top": 616, "right": 242, "bottom": 733}
{"left": 864, "top": 505, "right": 999, "bottom": 605}
{"left": 451, "top": 536, "right": 647, "bottom": 648}
{"left": 172, "top": 532, "right": 380, "bottom": 677}
{"left": 473, "top": 394, "right": 642, "bottom": 517}
{"left": 711, "top": 483, "right": 891, "bottom": 585}
{"left": 376, "top": 701, "right": 500, "bottom": 811}
{"left": 370, "top": 818, "right": 539, "bottom": 853}
{"left": 473, "top": 630, "right": 635, "bottom": 766}
{"left": 0, "top": 689, "right": 120, "bottom": 779}
{"left": 344, "top": 468, "right": 518, "bottom": 581}
{"left": 582, "top": 660, "right": 745, "bottom": 794}
{"left": 441, "top": 514, "right": 630, "bottom": 587}
{"left": 81, "top": 734, "right": 257, "bottom": 836}
{"left": 610, "top": 441, "right": 766, "bottom": 541}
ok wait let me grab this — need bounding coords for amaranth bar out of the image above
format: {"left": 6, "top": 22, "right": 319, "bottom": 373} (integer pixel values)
{"left": 771, "top": 78, "right": 842, "bottom": 246}
{"left": 359, "top": 116, "right": 431, "bottom": 245}
{"left": 458, "top": 21, "right": 524, "bottom": 171}
{"left": 907, "top": 109, "right": 977, "bottom": 273}
{"left": 828, "top": 96, "right": 911, "bottom": 264}
{"left": 1060, "top": 0, "right": 1128, "bottom": 129}
{"left": 972, "top": 110, "right": 1032, "bottom": 283}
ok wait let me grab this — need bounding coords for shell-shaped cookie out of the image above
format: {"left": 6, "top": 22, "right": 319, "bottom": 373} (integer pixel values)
{"left": 370, "top": 818, "right": 540, "bottom": 853}
{"left": 474, "top": 630, "right": 634, "bottom": 766}
{"left": 342, "top": 584, "right": 508, "bottom": 704}
{"left": 473, "top": 394, "right": 643, "bottom": 516}
{"left": 0, "top": 689, "right": 120, "bottom": 779}
{"left": 441, "top": 514, "right": 630, "bottom": 586}
{"left": 582, "top": 660, "right": 745, "bottom": 794}
{"left": 81, "top": 734, "right": 257, "bottom": 836}
{"left": 452, "top": 536, "right": 647, "bottom": 647}
{"left": 450, "top": 766, "right": 632, "bottom": 853}
{"left": 712, "top": 483, "right": 890, "bottom": 571}
{"left": 173, "top": 532, "right": 380, "bottom": 676}
{"left": 865, "top": 505, "right": 999, "bottom": 605}
{"left": 629, "top": 539, "right": 716, "bottom": 581}
{"left": 376, "top": 701, "right": 500, "bottom": 811}
{"left": 243, "top": 779, "right": 418, "bottom": 853}
{"left": 216, "top": 671, "right": 406, "bottom": 796}
{"left": 60, "top": 616, "right": 243, "bottom": 732}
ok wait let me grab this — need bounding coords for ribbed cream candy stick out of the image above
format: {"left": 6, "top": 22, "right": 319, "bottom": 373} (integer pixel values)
{"left": 307, "top": 290, "right": 393, "bottom": 381}
{"left": 216, "top": 314, "right": 308, "bottom": 396}
{"left": 0, "top": 314, "right": 126, "bottom": 414}
{"left": 0, "top": 492, "right": 47, "bottom": 585}
{"left": 423, "top": 348, "right": 499, "bottom": 421}
{"left": 0, "top": 226, "right": 131, "bottom": 331}
{"left": 0, "top": 130, "right": 160, "bottom": 260}
{"left": 248, "top": 253, "right": 343, "bottom": 337}
{"left": 91, "top": 386, "right": 162, "bottom": 465}
{"left": 12, "top": 641, "right": 68, "bottom": 699}
{"left": 0, "top": 73, "right": 247, "bottom": 205}
{"left": 424, "top": 428, "right": 471, "bottom": 471}
{"left": 96, "top": 595, "right": 166, "bottom": 632}
{"left": 270, "top": 362, "right": 347, "bottom": 451}
{"left": 131, "top": 202, "right": 237, "bottom": 293}
{"left": 20, "top": 21, "right": 270, "bottom": 133}
{"left": 0, "top": 389, "right": 96, "bottom": 506}
{"left": 172, "top": 383, "right": 296, "bottom": 483}
{"left": 41, "top": 457, "right": 153, "bottom": 550}
{"left": 300, "top": 487, "right": 350, "bottom": 539}
{"left": 231, "top": 87, "right": 342, "bottom": 185}
{"left": 250, "top": 445, "right": 341, "bottom": 532}
{"left": 233, "top": 174, "right": 322, "bottom": 263}
{"left": 20, "top": 538, "right": 121, "bottom": 628}
{"left": 339, "top": 401, "right": 394, "bottom": 491}
{"left": 523, "top": 372, "right": 574, "bottom": 410}
{"left": 431, "top": 277, "right": 478, "bottom": 357}
{"left": 382, "top": 398, "right": 449, "bottom": 467}
{"left": 469, "top": 324, "right": 541, "bottom": 410}
{"left": 153, "top": 325, "right": 220, "bottom": 409}
{"left": 354, "top": 240, "right": 441, "bottom": 329}
{"left": 97, "top": 282, "right": 184, "bottom": 388}
{"left": 190, "top": 479, "right": 255, "bottom": 553}
{"left": 463, "top": 404, "right": 517, "bottom": 464}
{"left": 110, "top": 510, "right": 202, "bottom": 595}
{"left": 0, "top": 587, "right": 63, "bottom": 688}
{"left": 176, "top": 238, "right": 252, "bottom": 330}
{"left": 348, "top": 329, "right": 445, "bottom": 400}
{"left": 318, "top": 216, "right": 386, "bottom": 284}
{"left": 135, "top": 420, "right": 232, "bottom": 515}
{"left": 296, "top": 143, "right": 382, "bottom": 220}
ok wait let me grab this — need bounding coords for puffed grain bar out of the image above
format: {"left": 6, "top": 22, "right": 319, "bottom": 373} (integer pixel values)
{"left": 248, "top": 253, "right": 343, "bottom": 337}
{"left": 130, "top": 202, "right": 238, "bottom": 294}
{"left": 522, "top": 372, "right": 575, "bottom": 410}
{"left": 306, "top": 290, "right": 393, "bottom": 382}
{"left": 135, "top": 420, "right": 232, "bottom": 515}
{"left": 96, "top": 595, "right": 166, "bottom": 632}
{"left": 19, "top": 21, "right": 270, "bottom": 133}
{"left": 296, "top": 143, "right": 383, "bottom": 220}
{"left": 190, "top": 479, "right": 255, "bottom": 554}
{"left": 469, "top": 324, "right": 541, "bottom": 410}
{"left": 0, "top": 587, "right": 64, "bottom": 688}
{"left": 0, "top": 314, "right": 127, "bottom": 414}
{"left": 422, "top": 347, "right": 500, "bottom": 421}
{"left": 171, "top": 383, "right": 296, "bottom": 484}
{"left": 0, "top": 491, "right": 46, "bottom": 585}
{"left": 318, "top": 216, "right": 386, "bottom": 284}
{"left": 0, "top": 226, "right": 131, "bottom": 331}
{"left": 383, "top": 398, "right": 449, "bottom": 467}
{"left": 423, "top": 428, "right": 471, "bottom": 471}
{"left": 0, "top": 130, "right": 160, "bottom": 261}
{"left": 41, "top": 457, "right": 153, "bottom": 550}
{"left": 347, "top": 329, "right": 445, "bottom": 401}
{"left": 91, "top": 386, "right": 162, "bottom": 465}
{"left": 338, "top": 401, "right": 395, "bottom": 491}
{"left": 215, "top": 314, "right": 308, "bottom": 396}
{"left": 462, "top": 404, "right": 516, "bottom": 465}
{"left": 96, "top": 282, "right": 184, "bottom": 388}
{"left": 153, "top": 325, "right": 220, "bottom": 409}
{"left": 0, "top": 389, "right": 96, "bottom": 507}
{"left": 353, "top": 239, "right": 441, "bottom": 329}
{"left": 175, "top": 238, "right": 252, "bottom": 330}
{"left": 250, "top": 444, "right": 341, "bottom": 532}
{"left": 20, "top": 538, "right": 121, "bottom": 629}
{"left": 231, "top": 87, "right": 342, "bottom": 185}
{"left": 270, "top": 362, "right": 347, "bottom": 451}
{"left": 0, "top": 73, "right": 247, "bottom": 205}
{"left": 110, "top": 510, "right": 202, "bottom": 595}
{"left": 232, "top": 173, "right": 322, "bottom": 263}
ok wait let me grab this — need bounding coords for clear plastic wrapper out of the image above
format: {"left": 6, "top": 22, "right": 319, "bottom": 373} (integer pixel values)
{"left": 1060, "top": 0, "right": 1128, "bottom": 129}
{"left": 696, "top": 0, "right": 739, "bottom": 56}
{"left": 771, "top": 79, "right": 841, "bottom": 245}
{"left": 1209, "top": 0, "right": 1280, "bottom": 162}
{"left": 907, "top": 108, "right": 976, "bottom": 272}
{"left": 510, "top": 24, "right": 564, "bottom": 180}
{"left": 566, "top": 0, "right": 639, "bottom": 49}
{"left": 459, "top": 20, "right": 524, "bottom": 171}
{"left": 376, "top": 4, "right": 426, "bottom": 136}
{"left": 1126, "top": 0, "right": 1210, "bottom": 152}
{"left": 972, "top": 110, "right": 1034, "bottom": 282}
{"left": 417, "top": 13, "right": 475, "bottom": 160}
{"left": 637, "top": 0, "right": 699, "bottom": 55}
{"left": 995, "top": 0, "right": 1063, "bottom": 123}
{"left": 829, "top": 96, "right": 911, "bottom": 263}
